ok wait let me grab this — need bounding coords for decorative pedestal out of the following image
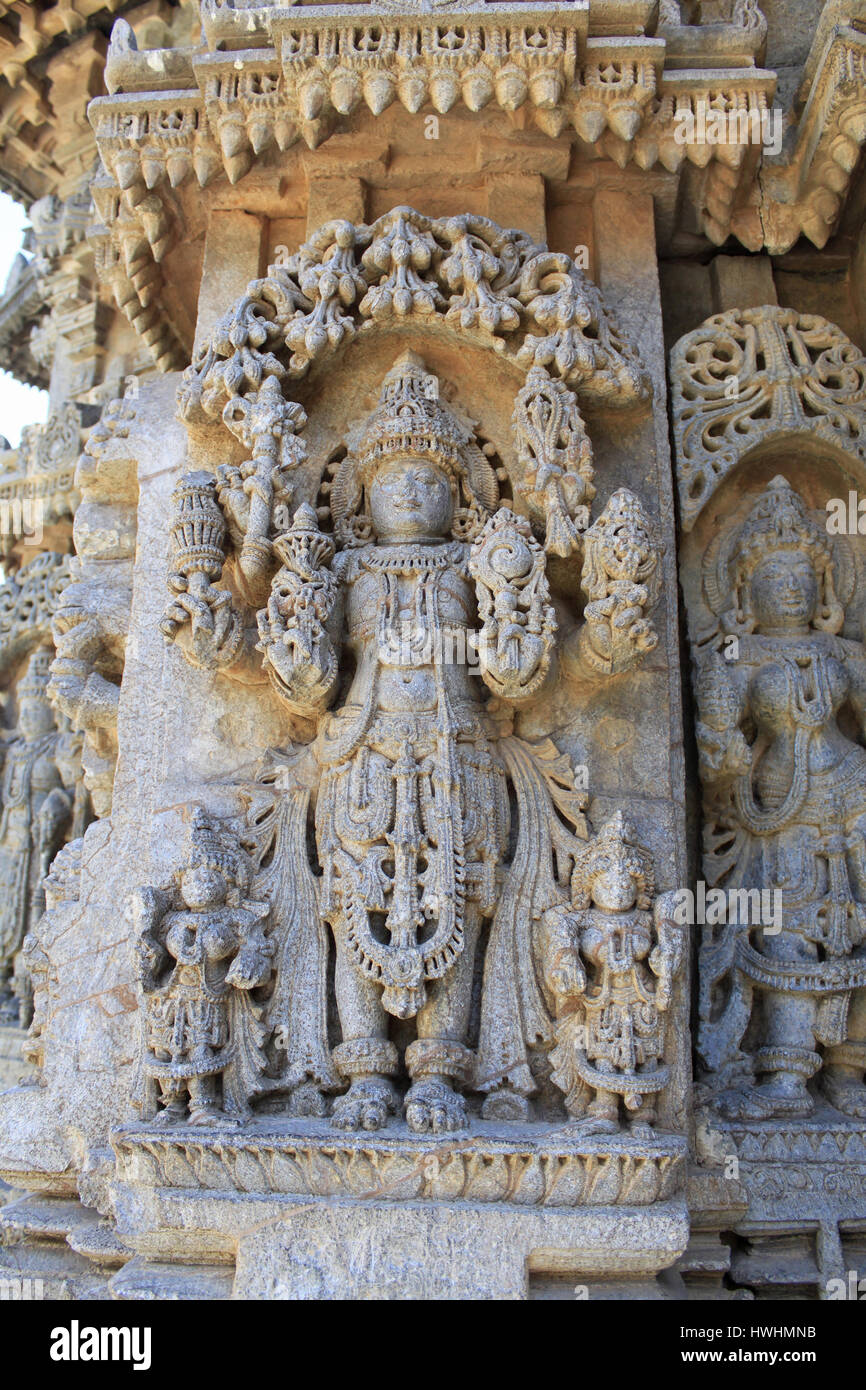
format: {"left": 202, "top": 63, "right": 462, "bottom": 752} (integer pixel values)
{"left": 110, "top": 1120, "right": 689, "bottom": 1299}
{"left": 695, "top": 1106, "right": 866, "bottom": 1297}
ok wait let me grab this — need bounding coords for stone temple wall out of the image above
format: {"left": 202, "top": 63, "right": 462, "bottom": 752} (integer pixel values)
{"left": 0, "top": 0, "right": 864, "bottom": 1302}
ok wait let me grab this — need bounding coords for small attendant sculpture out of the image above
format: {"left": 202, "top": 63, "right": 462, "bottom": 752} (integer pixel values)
{"left": 130, "top": 810, "right": 273, "bottom": 1125}
{"left": 0, "top": 649, "right": 74, "bottom": 1022}
{"left": 541, "top": 813, "right": 684, "bottom": 1137}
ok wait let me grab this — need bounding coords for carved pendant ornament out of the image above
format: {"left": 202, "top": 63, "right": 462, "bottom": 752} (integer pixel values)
{"left": 145, "top": 216, "right": 670, "bottom": 1136}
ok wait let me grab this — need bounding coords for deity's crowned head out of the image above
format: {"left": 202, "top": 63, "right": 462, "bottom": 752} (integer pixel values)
{"left": 16, "top": 648, "right": 57, "bottom": 742}
{"left": 332, "top": 352, "right": 499, "bottom": 546}
{"left": 572, "top": 812, "right": 654, "bottom": 913}
{"left": 181, "top": 808, "right": 250, "bottom": 909}
{"left": 727, "top": 476, "right": 842, "bottom": 635}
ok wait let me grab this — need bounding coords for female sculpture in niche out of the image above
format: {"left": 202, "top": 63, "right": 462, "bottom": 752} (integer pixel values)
{"left": 162, "top": 351, "right": 664, "bottom": 1134}
{"left": 696, "top": 476, "right": 866, "bottom": 1121}
{"left": 0, "top": 648, "right": 75, "bottom": 1023}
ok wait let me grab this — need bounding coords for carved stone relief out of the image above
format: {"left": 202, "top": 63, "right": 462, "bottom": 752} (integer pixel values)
{"left": 49, "top": 393, "right": 138, "bottom": 818}
{"left": 143, "top": 221, "right": 674, "bottom": 1149}
{"left": 689, "top": 477, "right": 866, "bottom": 1121}
{"left": 673, "top": 309, "right": 866, "bottom": 1130}
{"left": 671, "top": 306, "right": 866, "bottom": 532}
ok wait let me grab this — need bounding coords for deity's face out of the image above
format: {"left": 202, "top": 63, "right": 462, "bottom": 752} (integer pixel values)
{"left": 18, "top": 695, "right": 56, "bottom": 742}
{"left": 368, "top": 456, "right": 454, "bottom": 543}
{"left": 588, "top": 853, "right": 639, "bottom": 913}
{"left": 750, "top": 548, "right": 818, "bottom": 632}
{"left": 180, "top": 866, "right": 227, "bottom": 912}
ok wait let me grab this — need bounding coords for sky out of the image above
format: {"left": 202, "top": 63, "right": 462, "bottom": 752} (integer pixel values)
{"left": 0, "top": 191, "right": 49, "bottom": 448}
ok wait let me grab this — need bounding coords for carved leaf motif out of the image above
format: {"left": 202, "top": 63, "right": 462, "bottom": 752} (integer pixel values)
{"left": 269, "top": 1149, "right": 309, "bottom": 1194}
{"left": 582, "top": 1154, "right": 622, "bottom": 1205}
{"left": 440, "top": 221, "right": 522, "bottom": 333}
{"left": 359, "top": 208, "right": 444, "bottom": 320}
{"left": 618, "top": 1154, "right": 662, "bottom": 1205}
{"left": 510, "top": 1153, "right": 545, "bottom": 1204}
{"left": 464, "top": 1153, "right": 510, "bottom": 1202}
{"left": 543, "top": 1154, "right": 586, "bottom": 1206}
{"left": 177, "top": 208, "right": 649, "bottom": 425}
{"left": 427, "top": 1153, "right": 467, "bottom": 1201}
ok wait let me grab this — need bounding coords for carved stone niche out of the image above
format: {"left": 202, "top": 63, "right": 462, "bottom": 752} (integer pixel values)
{"left": 0, "top": 210, "right": 690, "bottom": 1300}
{"left": 672, "top": 305, "right": 866, "bottom": 1292}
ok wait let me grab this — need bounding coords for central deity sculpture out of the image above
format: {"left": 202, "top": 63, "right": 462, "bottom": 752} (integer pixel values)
{"left": 259, "top": 354, "right": 565, "bottom": 1132}
{"left": 161, "top": 351, "right": 666, "bottom": 1134}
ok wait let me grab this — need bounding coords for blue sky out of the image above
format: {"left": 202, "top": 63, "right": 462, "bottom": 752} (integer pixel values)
{"left": 0, "top": 192, "right": 49, "bottom": 448}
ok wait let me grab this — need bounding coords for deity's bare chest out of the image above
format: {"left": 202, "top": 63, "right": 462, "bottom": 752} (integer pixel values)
{"left": 346, "top": 555, "right": 475, "bottom": 643}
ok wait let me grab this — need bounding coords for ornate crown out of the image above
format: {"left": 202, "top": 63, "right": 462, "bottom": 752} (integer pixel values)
{"left": 18, "top": 647, "right": 54, "bottom": 702}
{"left": 357, "top": 351, "right": 471, "bottom": 485}
{"left": 730, "top": 476, "right": 833, "bottom": 585}
{"left": 186, "top": 808, "right": 250, "bottom": 891}
{"left": 572, "top": 811, "right": 655, "bottom": 910}
{"left": 714, "top": 475, "right": 845, "bottom": 636}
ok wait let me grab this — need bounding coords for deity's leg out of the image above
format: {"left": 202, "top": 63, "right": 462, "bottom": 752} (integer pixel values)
{"left": 750, "top": 985, "right": 819, "bottom": 1117}
{"left": 330, "top": 913, "right": 399, "bottom": 1131}
{"left": 568, "top": 1086, "right": 620, "bottom": 1136}
{"left": 187, "top": 1073, "right": 223, "bottom": 1126}
{"left": 154, "top": 1078, "right": 187, "bottom": 1125}
{"left": 821, "top": 988, "right": 866, "bottom": 1118}
{"left": 404, "top": 907, "right": 480, "bottom": 1133}
{"left": 627, "top": 1096, "right": 657, "bottom": 1140}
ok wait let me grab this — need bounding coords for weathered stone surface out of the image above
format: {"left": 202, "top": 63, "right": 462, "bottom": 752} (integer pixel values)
{"left": 0, "top": 0, "right": 865, "bottom": 1304}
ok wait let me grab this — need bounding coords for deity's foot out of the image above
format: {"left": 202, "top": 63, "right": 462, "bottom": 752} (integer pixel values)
{"left": 628, "top": 1120, "right": 657, "bottom": 1141}
{"left": 288, "top": 1082, "right": 329, "bottom": 1118}
{"left": 480, "top": 1087, "right": 530, "bottom": 1122}
{"left": 567, "top": 1114, "right": 619, "bottom": 1136}
{"left": 188, "top": 1107, "right": 239, "bottom": 1127}
{"left": 152, "top": 1106, "right": 184, "bottom": 1127}
{"left": 405, "top": 1080, "right": 467, "bottom": 1134}
{"left": 714, "top": 1079, "right": 814, "bottom": 1121}
{"left": 331, "top": 1078, "right": 397, "bottom": 1132}
{"left": 820, "top": 1069, "right": 866, "bottom": 1119}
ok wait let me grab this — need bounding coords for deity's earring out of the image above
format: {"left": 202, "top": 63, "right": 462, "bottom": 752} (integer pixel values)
{"left": 814, "top": 566, "right": 844, "bottom": 634}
